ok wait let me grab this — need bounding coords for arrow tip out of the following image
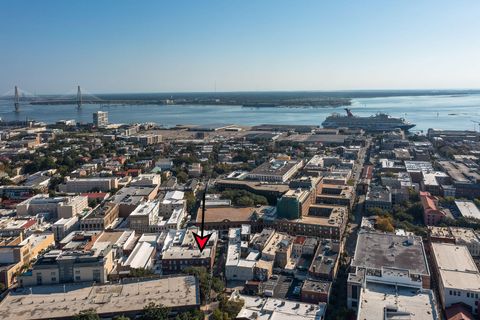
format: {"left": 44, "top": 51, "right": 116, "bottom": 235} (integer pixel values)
{"left": 192, "top": 232, "right": 212, "bottom": 252}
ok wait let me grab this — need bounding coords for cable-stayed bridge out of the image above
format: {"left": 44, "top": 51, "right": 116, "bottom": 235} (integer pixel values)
{"left": 0, "top": 86, "right": 106, "bottom": 112}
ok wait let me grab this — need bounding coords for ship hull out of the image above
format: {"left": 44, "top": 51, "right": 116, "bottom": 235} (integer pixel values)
{"left": 322, "top": 120, "right": 415, "bottom": 131}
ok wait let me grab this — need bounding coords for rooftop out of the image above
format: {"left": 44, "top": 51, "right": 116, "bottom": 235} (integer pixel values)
{"left": 352, "top": 232, "right": 429, "bottom": 276}
{"left": 357, "top": 283, "right": 437, "bottom": 320}
{"left": 196, "top": 206, "right": 257, "bottom": 223}
{"left": 249, "top": 159, "right": 301, "bottom": 177}
{"left": 431, "top": 242, "right": 480, "bottom": 291}
{"left": 455, "top": 200, "right": 480, "bottom": 220}
{"left": 234, "top": 293, "right": 326, "bottom": 320}
{"left": 0, "top": 276, "right": 199, "bottom": 320}
{"left": 302, "top": 279, "right": 331, "bottom": 294}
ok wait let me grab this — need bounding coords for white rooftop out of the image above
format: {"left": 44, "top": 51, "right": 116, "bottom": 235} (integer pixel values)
{"left": 455, "top": 200, "right": 480, "bottom": 220}
{"left": 357, "top": 283, "right": 437, "bottom": 320}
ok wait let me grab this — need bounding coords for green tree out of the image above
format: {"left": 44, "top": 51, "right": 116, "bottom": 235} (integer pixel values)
{"left": 217, "top": 295, "right": 244, "bottom": 319}
{"left": 174, "top": 310, "right": 204, "bottom": 320}
{"left": 236, "top": 196, "right": 254, "bottom": 207}
{"left": 141, "top": 302, "right": 169, "bottom": 320}
{"left": 212, "top": 309, "right": 228, "bottom": 320}
{"left": 177, "top": 171, "right": 188, "bottom": 183}
{"left": 113, "top": 316, "right": 131, "bottom": 320}
{"left": 73, "top": 309, "right": 100, "bottom": 320}
{"left": 185, "top": 191, "right": 197, "bottom": 213}
{"left": 406, "top": 202, "right": 424, "bottom": 222}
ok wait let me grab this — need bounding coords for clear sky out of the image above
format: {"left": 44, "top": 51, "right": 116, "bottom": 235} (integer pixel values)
{"left": 0, "top": 0, "right": 479, "bottom": 94}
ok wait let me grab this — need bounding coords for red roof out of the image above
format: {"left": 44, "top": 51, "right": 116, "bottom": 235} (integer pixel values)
{"left": 294, "top": 236, "right": 306, "bottom": 245}
{"left": 445, "top": 303, "right": 474, "bottom": 320}
{"left": 22, "top": 219, "right": 37, "bottom": 229}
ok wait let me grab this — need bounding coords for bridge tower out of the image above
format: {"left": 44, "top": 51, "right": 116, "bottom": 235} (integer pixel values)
{"left": 76, "top": 85, "right": 82, "bottom": 109}
{"left": 14, "top": 86, "right": 20, "bottom": 112}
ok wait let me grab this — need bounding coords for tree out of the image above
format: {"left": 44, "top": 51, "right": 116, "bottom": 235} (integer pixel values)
{"left": 73, "top": 309, "right": 100, "bottom": 320}
{"left": 130, "top": 267, "right": 154, "bottom": 277}
{"left": 236, "top": 196, "right": 254, "bottom": 207}
{"left": 376, "top": 216, "right": 395, "bottom": 233}
{"left": 176, "top": 171, "right": 188, "bottom": 183}
{"left": 113, "top": 316, "right": 131, "bottom": 320}
{"left": 141, "top": 302, "right": 169, "bottom": 320}
{"left": 174, "top": 309, "right": 204, "bottom": 320}
{"left": 217, "top": 295, "right": 244, "bottom": 319}
{"left": 406, "top": 202, "right": 424, "bottom": 222}
{"left": 185, "top": 191, "right": 197, "bottom": 213}
{"left": 211, "top": 309, "right": 228, "bottom": 320}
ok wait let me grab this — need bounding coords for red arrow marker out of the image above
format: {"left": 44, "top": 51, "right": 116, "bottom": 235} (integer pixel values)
{"left": 193, "top": 232, "right": 212, "bottom": 252}
{"left": 193, "top": 180, "right": 211, "bottom": 252}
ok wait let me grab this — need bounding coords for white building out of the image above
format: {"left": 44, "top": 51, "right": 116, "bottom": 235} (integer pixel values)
{"left": 431, "top": 242, "right": 480, "bottom": 315}
{"left": 225, "top": 228, "right": 256, "bottom": 281}
{"left": 52, "top": 216, "right": 79, "bottom": 241}
{"left": 159, "top": 190, "right": 185, "bottom": 215}
{"left": 128, "top": 201, "right": 160, "bottom": 233}
{"left": 356, "top": 283, "right": 437, "bottom": 320}
{"left": 449, "top": 227, "right": 480, "bottom": 257}
{"left": 247, "top": 159, "right": 303, "bottom": 182}
{"left": 16, "top": 195, "right": 88, "bottom": 219}
{"left": 93, "top": 111, "right": 108, "bottom": 127}
{"left": 455, "top": 200, "right": 480, "bottom": 220}
{"left": 234, "top": 292, "right": 326, "bottom": 320}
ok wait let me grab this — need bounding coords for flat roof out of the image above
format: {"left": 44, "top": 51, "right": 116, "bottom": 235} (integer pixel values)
{"left": 431, "top": 242, "right": 477, "bottom": 272}
{"left": 235, "top": 294, "right": 325, "bottom": 320}
{"left": 352, "top": 232, "right": 429, "bottom": 276}
{"left": 249, "top": 159, "right": 300, "bottom": 177}
{"left": 196, "top": 206, "right": 256, "bottom": 223}
{"left": 0, "top": 276, "right": 199, "bottom": 320}
{"left": 455, "top": 200, "right": 480, "bottom": 220}
{"left": 357, "top": 283, "right": 436, "bottom": 320}
{"left": 431, "top": 242, "right": 480, "bottom": 291}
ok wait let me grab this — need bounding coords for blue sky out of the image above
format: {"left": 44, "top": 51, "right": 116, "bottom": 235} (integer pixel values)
{"left": 0, "top": 0, "right": 479, "bottom": 93}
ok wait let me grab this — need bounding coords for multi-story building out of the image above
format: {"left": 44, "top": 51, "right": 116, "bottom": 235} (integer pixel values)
{"left": 225, "top": 228, "right": 256, "bottom": 282}
{"left": 275, "top": 204, "right": 348, "bottom": 239}
{"left": 276, "top": 188, "right": 314, "bottom": 219}
{"left": 0, "top": 233, "right": 55, "bottom": 289}
{"left": 301, "top": 279, "right": 331, "bottom": 304}
{"left": 261, "top": 231, "right": 294, "bottom": 268}
{"left": 420, "top": 191, "right": 447, "bottom": 225}
{"left": 52, "top": 216, "right": 79, "bottom": 241}
{"left": 128, "top": 200, "right": 160, "bottom": 233}
{"left": 431, "top": 242, "right": 480, "bottom": 315}
{"left": 159, "top": 190, "right": 185, "bottom": 215}
{"left": 16, "top": 195, "right": 88, "bottom": 219}
{"left": 93, "top": 111, "right": 108, "bottom": 127}
{"left": 111, "top": 185, "right": 158, "bottom": 218}
{"left": 308, "top": 239, "right": 340, "bottom": 281}
{"left": 347, "top": 232, "right": 431, "bottom": 309}
{"left": 161, "top": 228, "right": 217, "bottom": 273}
{"left": 59, "top": 177, "right": 119, "bottom": 193}
{"left": 316, "top": 183, "right": 353, "bottom": 208}
{"left": 18, "top": 242, "right": 115, "bottom": 286}
{"left": 80, "top": 202, "right": 119, "bottom": 231}
{"left": 247, "top": 159, "right": 303, "bottom": 183}
{"left": 365, "top": 185, "right": 392, "bottom": 212}
{"left": 187, "top": 163, "right": 202, "bottom": 177}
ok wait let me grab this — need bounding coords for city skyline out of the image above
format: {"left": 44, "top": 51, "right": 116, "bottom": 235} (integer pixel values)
{"left": 1, "top": 0, "right": 480, "bottom": 94}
